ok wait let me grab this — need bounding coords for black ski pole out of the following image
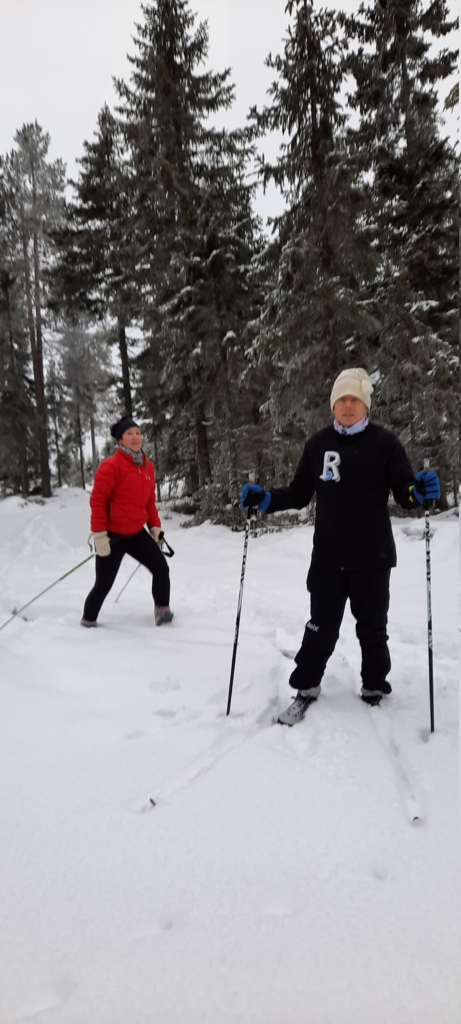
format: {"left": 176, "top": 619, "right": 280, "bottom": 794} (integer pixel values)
{"left": 0, "top": 553, "right": 94, "bottom": 633}
{"left": 226, "top": 504, "right": 257, "bottom": 716}
{"left": 423, "top": 459, "right": 435, "bottom": 733}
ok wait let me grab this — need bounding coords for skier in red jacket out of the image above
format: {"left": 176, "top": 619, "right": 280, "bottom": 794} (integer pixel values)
{"left": 81, "top": 416, "right": 173, "bottom": 627}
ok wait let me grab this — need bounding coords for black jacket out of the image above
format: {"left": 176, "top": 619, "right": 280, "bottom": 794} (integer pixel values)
{"left": 267, "top": 423, "right": 416, "bottom": 570}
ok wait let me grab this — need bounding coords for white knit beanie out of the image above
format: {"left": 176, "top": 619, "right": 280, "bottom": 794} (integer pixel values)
{"left": 330, "top": 367, "right": 373, "bottom": 412}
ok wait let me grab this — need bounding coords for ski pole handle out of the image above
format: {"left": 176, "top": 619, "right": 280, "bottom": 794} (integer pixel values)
{"left": 158, "top": 531, "right": 175, "bottom": 557}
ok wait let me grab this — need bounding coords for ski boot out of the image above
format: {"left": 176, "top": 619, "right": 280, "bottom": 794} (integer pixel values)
{"left": 155, "top": 606, "right": 174, "bottom": 626}
{"left": 277, "top": 687, "right": 320, "bottom": 726}
{"left": 360, "top": 682, "right": 392, "bottom": 706}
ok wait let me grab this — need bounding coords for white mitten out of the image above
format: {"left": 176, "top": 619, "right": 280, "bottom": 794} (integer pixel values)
{"left": 150, "top": 527, "right": 163, "bottom": 547}
{"left": 93, "top": 531, "right": 111, "bottom": 557}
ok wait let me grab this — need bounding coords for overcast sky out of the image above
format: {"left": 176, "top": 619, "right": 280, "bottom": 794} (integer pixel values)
{"left": 1, "top": 0, "right": 458, "bottom": 223}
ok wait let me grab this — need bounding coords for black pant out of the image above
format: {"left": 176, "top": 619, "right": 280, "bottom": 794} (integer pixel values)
{"left": 289, "top": 564, "right": 391, "bottom": 692}
{"left": 83, "top": 529, "right": 170, "bottom": 622}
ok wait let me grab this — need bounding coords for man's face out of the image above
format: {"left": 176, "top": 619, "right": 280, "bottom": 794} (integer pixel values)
{"left": 120, "top": 427, "right": 143, "bottom": 452}
{"left": 333, "top": 395, "right": 368, "bottom": 427}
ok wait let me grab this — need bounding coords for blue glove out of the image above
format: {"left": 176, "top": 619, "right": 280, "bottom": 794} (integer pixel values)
{"left": 240, "top": 483, "right": 271, "bottom": 512}
{"left": 411, "top": 469, "right": 441, "bottom": 505}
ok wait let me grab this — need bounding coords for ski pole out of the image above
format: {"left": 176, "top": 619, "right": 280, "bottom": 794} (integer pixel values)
{"left": 114, "top": 563, "right": 141, "bottom": 603}
{"left": 423, "top": 458, "right": 435, "bottom": 733}
{"left": 226, "top": 503, "right": 257, "bottom": 716}
{"left": 0, "top": 554, "right": 94, "bottom": 633}
{"left": 114, "top": 531, "right": 175, "bottom": 603}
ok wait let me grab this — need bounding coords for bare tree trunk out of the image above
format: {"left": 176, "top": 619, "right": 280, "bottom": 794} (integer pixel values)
{"left": 195, "top": 403, "right": 212, "bottom": 488}
{"left": 53, "top": 413, "right": 62, "bottom": 488}
{"left": 118, "top": 318, "right": 132, "bottom": 415}
{"left": 31, "top": 172, "right": 52, "bottom": 498}
{"left": 3, "top": 272, "right": 29, "bottom": 497}
{"left": 190, "top": 366, "right": 211, "bottom": 488}
{"left": 76, "top": 406, "right": 85, "bottom": 490}
{"left": 21, "top": 450, "right": 29, "bottom": 498}
{"left": 219, "top": 343, "right": 239, "bottom": 502}
{"left": 90, "top": 414, "right": 98, "bottom": 477}
{"left": 21, "top": 211, "right": 51, "bottom": 497}
{"left": 153, "top": 435, "right": 162, "bottom": 503}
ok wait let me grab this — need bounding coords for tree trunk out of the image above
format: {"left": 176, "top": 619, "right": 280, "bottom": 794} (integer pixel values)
{"left": 30, "top": 175, "right": 52, "bottom": 498}
{"left": 118, "top": 319, "right": 132, "bottom": 415}
{"left": 21, "top": 213, "right": 51, "bottom": 497}
{"left": 219, "top": 342, "right": 239, "bottom": 502}
{"left": 190, "top": 366, "right": 211, "bottom": 488}
{"left": 153, "top": 435, "right": 162, "bottom": 503}
{"left": 90, "top": 413, "right": 99, "bottom": 476}
{"left": 53, "top": 414, "right": 62, "bottom": 488}
{"left": 76, "top": 406, "right": 85, "bottom": 490}
{"left": 186, "top": 460, "right": 200, "bottom": 495}
{"left": 21, "top": 449, "right": 29, "bottom": 498}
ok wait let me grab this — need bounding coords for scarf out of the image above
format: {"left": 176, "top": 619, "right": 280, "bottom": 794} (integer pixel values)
{"left": 333, "top": 414, "right": 370, "bottom": 436}
{"left": 119, "top": 443, "right": 144, "bottom": 467}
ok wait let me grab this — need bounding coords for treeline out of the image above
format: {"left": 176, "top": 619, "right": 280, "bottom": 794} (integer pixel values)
{"left": 0, "top": 0, "right": 458, "bottom": 514}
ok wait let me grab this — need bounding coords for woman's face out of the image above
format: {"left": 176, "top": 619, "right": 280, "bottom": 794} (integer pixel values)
{"left": 120, "top": 426, "right": 143, "bottom": 452}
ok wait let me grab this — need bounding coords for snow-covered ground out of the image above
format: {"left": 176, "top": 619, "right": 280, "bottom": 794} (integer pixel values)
{"left": 0, "top": 489, "right": 459, "bottom": 1024}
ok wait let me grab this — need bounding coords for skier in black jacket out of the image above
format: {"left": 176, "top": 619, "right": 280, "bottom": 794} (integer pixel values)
{"left": 240, "top": 367, "right": 441, "bottom": 725}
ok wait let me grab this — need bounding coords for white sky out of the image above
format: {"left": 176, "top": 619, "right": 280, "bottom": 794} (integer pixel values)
{"left": 1, "top": 0, "right": 458, "bottom": 223}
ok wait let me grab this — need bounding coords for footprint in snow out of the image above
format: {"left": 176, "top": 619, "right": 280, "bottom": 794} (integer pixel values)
{"left": 261, "top": 898, "right": 299, "bottom": 918}
{"left": 153, "top": 707, "right": 201, "bottom": 724}
{"left": 371, "top": 862, "right": 389, "bottom": 881}
{"left": 11, "top": 977, "right": 76, "bottom": 1020}
{"left": 132, "top": 908, "right": 187, "bottom": 939}
{"left": 149, "top": 676, "right": 181, "bottom": 693}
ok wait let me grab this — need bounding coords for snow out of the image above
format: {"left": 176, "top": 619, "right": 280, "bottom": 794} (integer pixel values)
{"left": 0, "top": 489, "right": 459, "bottom": 1024}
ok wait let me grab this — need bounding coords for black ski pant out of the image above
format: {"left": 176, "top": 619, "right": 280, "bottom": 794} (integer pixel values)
{"left": 83, "top": 529, "right": 170, "bottom": 622}
{"left": 289, "top": 564, "right": 391, "bottom": 693}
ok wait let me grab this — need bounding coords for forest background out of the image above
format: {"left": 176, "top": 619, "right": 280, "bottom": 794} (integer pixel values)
{"left": 0, "top": 0, "right": 458, "bottom": 522}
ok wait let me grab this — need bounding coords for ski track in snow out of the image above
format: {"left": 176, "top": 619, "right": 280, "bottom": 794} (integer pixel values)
{"left": 0, "top": 490, "right": 459, "bottom": 1024}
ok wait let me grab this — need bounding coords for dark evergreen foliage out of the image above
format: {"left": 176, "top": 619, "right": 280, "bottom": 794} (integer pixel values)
{"left": 247, "top": 1, "right": 380, "bottom": 456}
{"left": 114, "top": 0, "right": 264, "bottom": 516}
{"left": 343, "top": 0, "right": 459, "bottom": 498}
{"left": 0, "top": 0, "right": 457, "bottom": 512}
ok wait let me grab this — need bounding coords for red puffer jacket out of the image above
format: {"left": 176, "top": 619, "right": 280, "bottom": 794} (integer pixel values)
{"left": 90, "top": 449, "right": 161, "bottom": 535}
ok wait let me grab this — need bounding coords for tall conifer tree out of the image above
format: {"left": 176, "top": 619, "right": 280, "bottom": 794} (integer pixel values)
{"left": 51, "top": 106, "right": 136, "bottom": 414}
{"left": 248, "top": 0, "right": 378, "bottom": 454}
{"left": 115, "top": 0, "right": 261, "bottom": 506}
{"left": 344, "top": 0, "right": 458, "bottom": 491}
{"left": 1, "top": 124, "right": 65, "bottom": 496}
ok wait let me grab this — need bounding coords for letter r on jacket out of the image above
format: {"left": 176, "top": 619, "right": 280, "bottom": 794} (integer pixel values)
{"left": 320, "top": 451, "right": 341, "bottom": 482}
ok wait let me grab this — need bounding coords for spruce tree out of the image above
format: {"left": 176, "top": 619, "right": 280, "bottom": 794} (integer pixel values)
{"left": 0, "top": 263, "right": 37, "bottom": 495}
{"left": 149, "top": 131, "right": 262, "bottom": 507}
{"left": 1, "top": 123, "right": 65, "bottom": 496}
{"left": 344, "top": 0, "right": 459, "bottom": 497}
{"left": 248, "top": 0, "right": 379, "bottom": 456}
{"left": 50, "top": 106, "right": 136, "bottom": 415}
{"left": 114, "top": 0, "right": 261, "bottom": 509}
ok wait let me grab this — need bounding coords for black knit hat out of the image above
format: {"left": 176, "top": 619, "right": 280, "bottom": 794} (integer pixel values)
{"left": 110, "top": 415, "right": 140, "bottom": 441}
